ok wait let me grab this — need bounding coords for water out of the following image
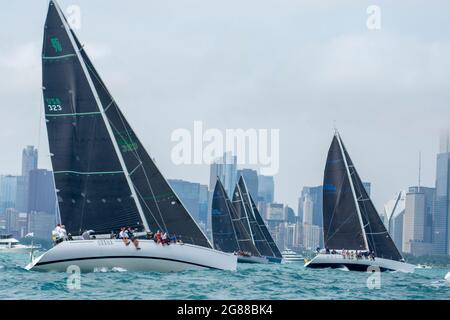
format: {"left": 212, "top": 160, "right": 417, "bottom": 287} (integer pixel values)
{"left": 0, "top": 254, "right": 449, "bottom": 300}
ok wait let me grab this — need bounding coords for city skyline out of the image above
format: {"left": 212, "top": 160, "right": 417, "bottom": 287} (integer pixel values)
{"left": 1, "top": 0, "right": 450, "bottom": 212}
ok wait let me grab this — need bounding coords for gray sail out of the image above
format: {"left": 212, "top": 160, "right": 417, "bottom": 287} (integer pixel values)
{"left": 212, "top": 179, "right": 260, "bottom": 256}
{"left": 42, "top": 1, "right": 211, "bottom": 248}
{"left": 233, "top": 177, "right": 274, "bottom": 257}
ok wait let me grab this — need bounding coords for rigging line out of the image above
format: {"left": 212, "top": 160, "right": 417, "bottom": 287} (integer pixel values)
{"left": 132, "top": 182, "right": 165, "bottom": 232}
{"left": 83, "top": 60, "right": 143, "bottom": 163}
{"left": 78, "top": 108, "right": 101, "bottom": 233}
{"left": 82, "top": 59, "right": 143, "bottom": 167}
{"left": 129, "top": 162, "right": 143, "bottom": 176}
{"left": 225, "top": 190, "right": 254, "bottom": 252}
{"left": 325, "top": 169, "right": 347, "bottom": 237}
{"left": 108, "top": 120, "right": 142, "bottom": 165}
{"left": 139, "top": 166, "right": 169, "bottom": 233}
{"left": 104, "top": 100, "right": 115, "bottom": 112}
{"left": 325, "top": 211, "right": 359, "bottom": 243}
{"left": 222, "top": 189, "right": 241, "bottom": 251}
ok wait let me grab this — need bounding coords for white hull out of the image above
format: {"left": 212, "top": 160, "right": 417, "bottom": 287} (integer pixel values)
{"left": 305, "top": 253, "right": 415, "bottom": 273}
{"left": 25, "top": 239, "right": 237, "bottom": 272}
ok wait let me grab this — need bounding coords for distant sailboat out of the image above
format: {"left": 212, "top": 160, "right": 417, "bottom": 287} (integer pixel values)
{"left": 232, "top": 177, "right": 283, "bottom": 263}
{"left": 305, "top": 132, "right": 415, "bottom": 272}
{"left": 211, "top": 179, "right": 267, "bottom": 264}
{"left": 26, "top": 0, "right": 236, "bottom": 272}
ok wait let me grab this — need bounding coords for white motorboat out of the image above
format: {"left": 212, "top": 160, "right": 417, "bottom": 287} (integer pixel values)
{"left": 0, "top": 235, "right": 40, "bottom": 254}
{"left": 281, "top": 249, "right": 303, "bottom": 263}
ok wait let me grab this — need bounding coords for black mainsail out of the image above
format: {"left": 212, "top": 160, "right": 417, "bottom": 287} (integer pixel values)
{"left": 323, "top": 133, "right": 403, "bottom": 261}
{"left": 43, "top": 1, "right": 210, "bottom": 248}
{"left": 233, "top": 177, "right": 275, "bottom": 258}
{"left": 211, "top": 179, "right": 260, "bottom": 256}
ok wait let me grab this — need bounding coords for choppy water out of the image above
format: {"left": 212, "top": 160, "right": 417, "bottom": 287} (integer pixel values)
{"left": 0, "top": 253, "right": 449, "bottom": 300}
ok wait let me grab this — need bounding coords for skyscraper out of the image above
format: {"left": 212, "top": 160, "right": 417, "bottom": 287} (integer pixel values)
{"left": 258, "top": 175, "right": 274, "bottom": 204}
{"left": 209, "top": 152, "right": 237, "bottom": 198}
{"left": 169, "top": 179, "right": 202, "bottom": 223}
{"left": 22, "top": 146, "right": 38, "bottom": 177}
{"left": 433, "top": 133, "right": 450, "bottom": 255}
{"left": 15, "top": 146, "right": 39, "bottom": 213}
{"left": 0, "top": 175, "right": 18, "bottom": 215}
{"left": 298, "top": 186, "right": 322, "bottom": 227}
{"left": 403, "top": 186, "right": 435, "bottom": 256}
{"left": 27, "top": 169, "right": 57, "bottom": 216}
{"left": 237, "top": 169, "right": 258, "bottom": 201}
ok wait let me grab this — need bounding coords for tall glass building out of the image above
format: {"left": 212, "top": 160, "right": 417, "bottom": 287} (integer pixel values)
{"left": 257, "top": 175, "right": 275, "bottom": 204}
{"left": 433, "top": 135, "right": 450, "bottom": 255}
{"left": 0, "top": 175, "right": 18, "bottom": 215}
{"left": 209, "top": 152, "right": 237, "bottom": 198}
{"left": 237, "top": 169, "right": 258, "bottom": 201}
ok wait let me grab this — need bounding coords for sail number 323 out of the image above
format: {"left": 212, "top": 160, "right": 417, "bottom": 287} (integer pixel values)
{"left": 46, "top": 98, "right": 63, "bottom": 112}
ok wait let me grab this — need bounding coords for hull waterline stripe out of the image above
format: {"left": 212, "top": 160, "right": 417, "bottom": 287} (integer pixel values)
{"left": 34, "top": 255, "right": 220, "bottom": 270}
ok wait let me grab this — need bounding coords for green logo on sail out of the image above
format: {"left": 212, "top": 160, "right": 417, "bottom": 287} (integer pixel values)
{"left": 116, "top": 134, "right": 138, "bottom": 153}
{"left": 51, "top": 37, "right": 63, "bottom": 53}
{"left": 46, "top": 98, "right": 62, "bottom": 105}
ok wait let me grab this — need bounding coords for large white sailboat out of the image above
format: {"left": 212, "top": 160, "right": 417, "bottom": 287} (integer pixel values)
{"left": 26, "top": 1, "right": 236, "bottom": 272}
{"left": 305, "top": 132, "right": 415, "bottom": 273}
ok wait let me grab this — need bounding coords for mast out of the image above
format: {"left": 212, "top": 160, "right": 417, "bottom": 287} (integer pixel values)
{"left": 51, "top": 1, "right": 150, "bottom": 232}
{"left": 335, "top": 132, "right": 369, "bottom": 251}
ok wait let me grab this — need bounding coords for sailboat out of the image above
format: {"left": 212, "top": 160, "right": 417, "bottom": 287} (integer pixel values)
{"left": 232, "top": 177, "right": 283, "bottom": 263}
{"left": 25, "top": 1, "right": 237, "bottom": 272}
{"left": 211, "top": 179, "right": 267, "bottom": 264}
{"left": 305, "top": 132, "right": 415, "bottom": 272}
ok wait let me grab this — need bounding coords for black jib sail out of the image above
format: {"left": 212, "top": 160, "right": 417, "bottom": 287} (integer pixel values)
{"left": 212, "top": 179, "right": 260, "bottom": 256}
{"left": 233, "top": 177, "right": 275, "bottom": 257}
{"left": 42, "top": 1, "right": 211, "bottom": 248}
{"left": 323, "top": 133, "right": 403, "bottom": 261}
{"left": 249, "top": 196, "right": 283, "bottom": 259}
{"left": 341, "top": 140, "right": 403, "bottom": 261}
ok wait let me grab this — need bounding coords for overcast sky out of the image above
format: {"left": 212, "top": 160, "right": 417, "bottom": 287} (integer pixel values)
{"left": 1, "top": 0, "right": 449, "bottom": 212}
